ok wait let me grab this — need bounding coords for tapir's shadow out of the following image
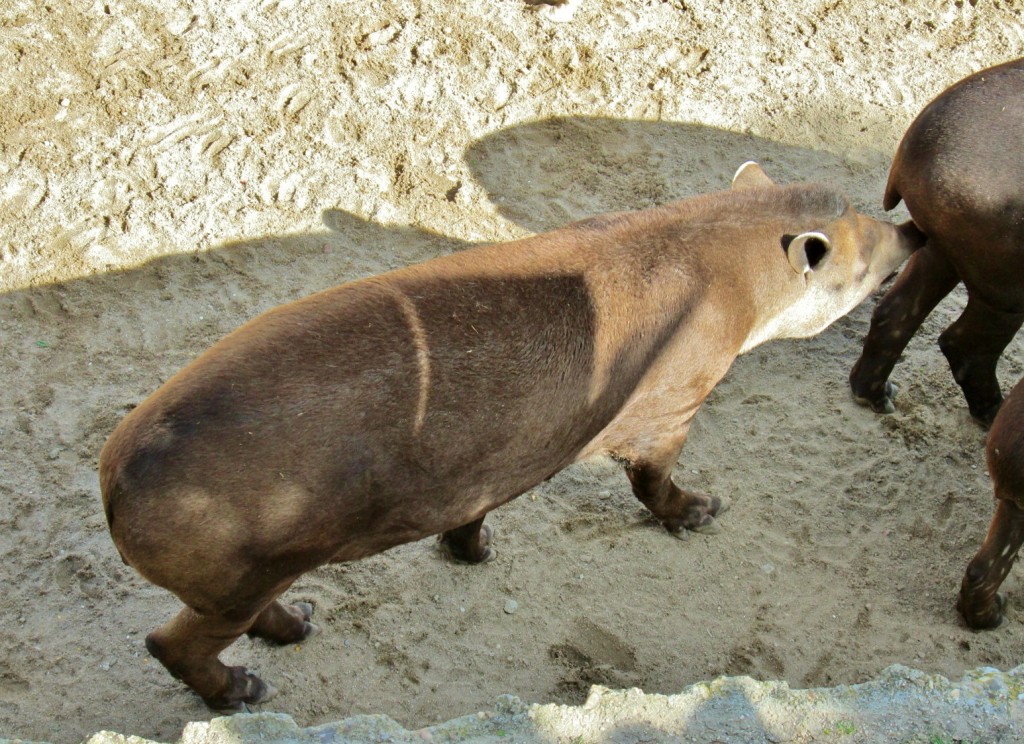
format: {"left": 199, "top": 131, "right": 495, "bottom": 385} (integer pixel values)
{"left": 464, "top": 116, "right": 895, "bottom": 234}
{"left": 6, "top": 115, "right": 893, "bottom": 408}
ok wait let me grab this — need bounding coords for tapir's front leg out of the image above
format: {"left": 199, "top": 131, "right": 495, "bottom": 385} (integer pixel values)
{"left": 624, "top": 437, "right": 730, "bottom": 536}
{"left": 958, "top": 499, "right": 1024, "bottom": 629}
{"left": 626, "top": 463, "right": 729, "bottom": 536}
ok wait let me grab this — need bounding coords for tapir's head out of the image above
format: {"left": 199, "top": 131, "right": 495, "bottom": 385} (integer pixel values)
{"left": 733, "top": 162, "right": 925, "bottom": 352}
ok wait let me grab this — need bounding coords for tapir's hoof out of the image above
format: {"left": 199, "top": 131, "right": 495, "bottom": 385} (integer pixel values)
{"left": 958, "top": 591, "right": 1007, "bottom": 630}
{"left": 439, "top": 524, "right": 496, "bottom": 564}
{"left": 852, "top": 380, "right": 898, "bottom": 414}
{"left": 694, "top": 493, "right": 731, "bottom": 532}
{"left": 294, "top": 601, "right": 322, "bottom": 637}
{"left": 969, "top": 400, "right": 1002, "bottom": 429}
{"left": 671, "top": 494, "right": 730, "bottom": 535}
{"left": 204, "top": 668, "right": 278, "bottom": 714}
{"left": 689, "top": 517, "right": 722, "bottom": 535}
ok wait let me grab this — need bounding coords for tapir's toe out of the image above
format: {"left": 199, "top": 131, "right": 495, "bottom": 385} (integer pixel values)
{"left": 294, "top": 601, "right": 315, "bottom": 622}
{"left": 668, "top": 492, "right": 730, "bottom": 535}
{"left": 689, "top": 516, "right": 722, "bottom": 535}
{"left": 969, "top": 400, "right": 1002, "bottom": 429}
{"left": 852, "top": 380, "right": 898, "bottom": 414}
{"left": 205, "top": 668, "right": 278, "bottom": 714}
{"left": 689, "top": 495, "right": 730, "bottom": 534}
{"left": 441, "top": 543, "right": 497, "bottom": 564}
{"left": 958, "top": 591, "right": 1008, "bottom": 630}
{"left": 439, "top": 522, "right": 497, "bottom": 564}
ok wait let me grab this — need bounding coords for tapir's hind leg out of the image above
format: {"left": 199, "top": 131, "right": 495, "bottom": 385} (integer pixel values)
{"left": 144, "top": 584, "right": 319, "bottom": 712}
{"left": 145, "top": 607, "right": 275, "bottom": 712}
{"left": 625, "top": 454, "right": 730, "bottom": 538}
{"left": 439, "top": 516, "right": 495, "bottom": 563}
{"left": 850, "top": 245, "right": 959, "bottom": 413}
{"left": 938, "top": 296, "right": 1024, "bottom": 426}
{"left": 958, "top": 499, "right": 1024, "bottom": 629}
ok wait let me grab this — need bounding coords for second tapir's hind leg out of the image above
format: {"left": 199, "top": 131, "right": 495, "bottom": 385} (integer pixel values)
{"left": 439, "top": 515, "right": 495, "bottom": 563}
{"left": 957, "top": 499, "right": 1024, "bottom": 629}
{"left": 938, "top": 296, "right": 1024, "bottom": 426}
{"left": 850, "top": 246, "right": 960, "bottom": 413}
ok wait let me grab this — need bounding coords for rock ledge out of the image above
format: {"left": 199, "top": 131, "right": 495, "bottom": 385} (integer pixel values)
{"left": 7, "top": 664, "right": 1024, "bottom": 744}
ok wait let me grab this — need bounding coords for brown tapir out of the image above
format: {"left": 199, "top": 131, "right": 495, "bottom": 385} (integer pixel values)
{"left": 849, "top": 58, "right": 1024, "bottom": 426}
{"left": 958, "top": 375, "right": 1024, "bottom": 629}
{"left": 99, "top": 163, "right": 922, "bottom": 711}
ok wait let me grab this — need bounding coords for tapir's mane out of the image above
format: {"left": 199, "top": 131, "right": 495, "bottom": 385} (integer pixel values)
{"left": 661, "top": 182, "right": 850, "bottom": 224}
{"left": 720, "top": 182, "right": 850, "bottom": 222}
{"left": 774, "top": 183, "right": 849, "bottom": 219}
{"left": 570, "top": 183, "right": 849, "bottom": 236}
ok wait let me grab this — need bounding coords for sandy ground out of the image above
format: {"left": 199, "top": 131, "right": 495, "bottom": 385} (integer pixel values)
{"left": 2, "top": 1, "right": 1024, "bottom": 742}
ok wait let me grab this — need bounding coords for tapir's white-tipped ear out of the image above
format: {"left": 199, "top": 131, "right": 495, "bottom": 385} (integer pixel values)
{"left": 785, "top": 231, "right": 832, "bottom": 277}
{"left": 732, "top": 161, "right": 775, "bottom": 190}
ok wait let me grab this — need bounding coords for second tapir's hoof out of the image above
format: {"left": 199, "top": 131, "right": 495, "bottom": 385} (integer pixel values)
{"left": 204, "top": 667, "right": 278, "bottom": 714}
{"left": 852, "top": 380, "right": 898, "bottom": 414}
{"left": 968, "top": 399, "right": 1003, "bottom": 430}
{"left": 957, "top": 591, "right": 1008, "bottom": 630}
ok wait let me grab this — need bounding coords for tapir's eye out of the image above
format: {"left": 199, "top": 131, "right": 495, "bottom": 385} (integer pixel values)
{"left": 803, "top": 236, "right": 829, "bottom": 269}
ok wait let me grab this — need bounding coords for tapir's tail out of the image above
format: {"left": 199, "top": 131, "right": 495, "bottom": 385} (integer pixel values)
{"left": 882, "top": 176, "right": 903, "bottom": 212}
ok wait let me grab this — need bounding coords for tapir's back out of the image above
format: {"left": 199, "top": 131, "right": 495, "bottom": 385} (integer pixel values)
{"left": 100, "top": 240, "right": 637, "bottom": 559}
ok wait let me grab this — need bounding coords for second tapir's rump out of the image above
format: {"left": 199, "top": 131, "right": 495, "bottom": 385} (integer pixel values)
{"left": 98, "top": 163, "right": 923, "bottom": 711}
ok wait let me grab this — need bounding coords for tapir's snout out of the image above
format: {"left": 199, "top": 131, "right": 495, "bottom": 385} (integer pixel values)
{"left": 877, "top": 219, "right": 926, "bottom": 282}
{"left": 897, "top": 219, "right": 927, "bottom": 254}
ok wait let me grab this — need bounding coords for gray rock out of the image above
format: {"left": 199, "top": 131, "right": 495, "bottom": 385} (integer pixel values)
{"left": 7, "top": 665, "right": 1024, "bottom": 744}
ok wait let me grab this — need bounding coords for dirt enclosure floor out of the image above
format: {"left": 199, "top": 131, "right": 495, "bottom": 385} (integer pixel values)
{"left": 3, "top": 1, "right": 1024, "bottom": 742}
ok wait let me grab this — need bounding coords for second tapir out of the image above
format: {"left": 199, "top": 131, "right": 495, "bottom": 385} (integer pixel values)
{"left": 100, "top": 163, "right": 923, "bottom": 710}
{"left": 849, "top": 57, "right": 1024, "bottom": 425}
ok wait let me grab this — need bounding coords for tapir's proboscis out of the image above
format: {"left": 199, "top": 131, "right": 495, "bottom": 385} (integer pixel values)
{"left": 100, "top": 163, "right": 922, "bottom": 711}
{"left": 958, "top": 376, "right": 1024, "bottom": 629}
{"left": 849, "top": 57, "right": 1024, "bottom": 426}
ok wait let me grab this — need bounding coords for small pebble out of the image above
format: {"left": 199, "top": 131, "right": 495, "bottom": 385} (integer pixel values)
{"left": 503, "top": 599, "right": 518, "bottom": 615}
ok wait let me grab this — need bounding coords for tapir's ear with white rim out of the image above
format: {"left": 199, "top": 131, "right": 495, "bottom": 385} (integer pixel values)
{"left": 783, "top": 231, "right": 832, "bottom": 278}
{"left": 732, "top": 161, "right": 775, "bottom": 190}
